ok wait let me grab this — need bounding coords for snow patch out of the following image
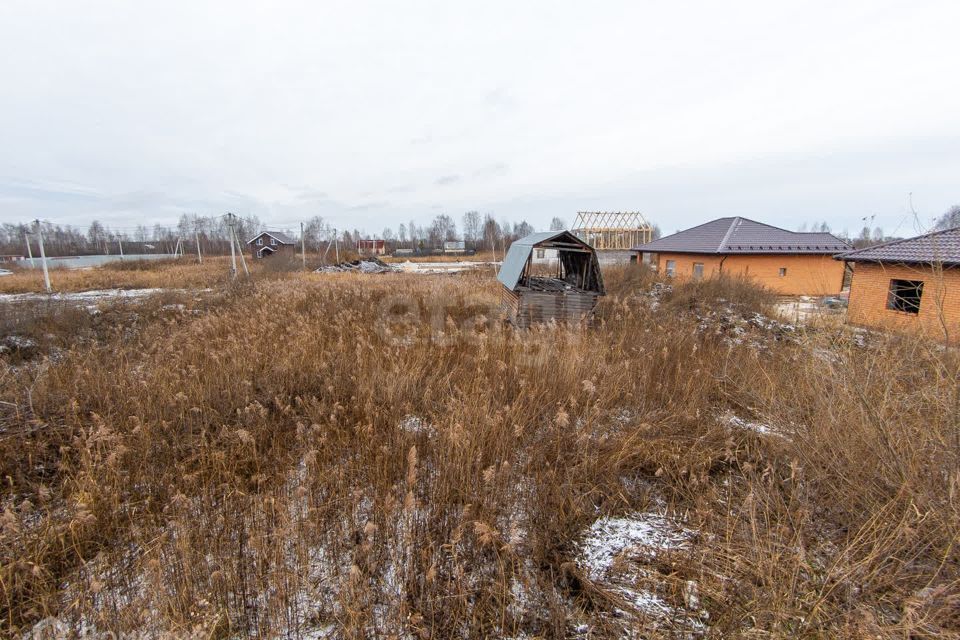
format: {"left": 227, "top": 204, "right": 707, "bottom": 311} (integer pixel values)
{"left": 398, "top": 414, "right": 434, "bottom": 436}
{"left": 577, "top": 511, "right": 708, "bottom": 636}
{"left": 579, "top": 512, "right": 694, "bottom": 581}
{"left": 0, "top": 288, "right": 166, "bottom": 304}
{"left": 722, "top": 411, "right": 788, "bottom": 439}
{"left": 395, "top": 260, "right": 499, "bottom": 274}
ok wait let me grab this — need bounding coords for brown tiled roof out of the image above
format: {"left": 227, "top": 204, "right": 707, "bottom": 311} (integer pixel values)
{"left": 835, "top": 227, "right": 960, "bottom": 266}
{"left": 633, "top": 217, "right": 850, "bottom": 254}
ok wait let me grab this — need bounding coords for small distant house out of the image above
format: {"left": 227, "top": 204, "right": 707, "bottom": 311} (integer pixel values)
{"left": 443, "top": 241, "right": 466, "bottom": 254}
{"left": 633, "top": 217, "right": 850, "bottom": 295}
{"left": 0, "top": 255, "right": 24, "bottom": 263}
{"left": 498, "top": 231, "right": 605, "bottom": 328}
{"left": 357, "top": 239, "right": 386, "bottom": 256}
{"left": 247, "top": 231, "right": 296, "bottom": 259}
{"left": 837, "top": 226, "right": 960, "bottom": 342}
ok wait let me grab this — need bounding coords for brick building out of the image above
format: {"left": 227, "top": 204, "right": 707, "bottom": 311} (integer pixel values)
{"left": 357, "top": 239, "right": 386, "bottom": 256}
{"left": 247, "top": 231, "right": 297, "bottom": 259}
{"left": 837, "top": 227, "right": 960, "bottom": 342}
{"left": 633, "top": 217, "right": 850, "bottom": 295}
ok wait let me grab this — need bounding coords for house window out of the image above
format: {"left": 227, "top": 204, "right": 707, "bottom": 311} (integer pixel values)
{"left": 536, "top": 249, "right": 545, "bottom": 259}
{"left": 692, "top": 262, "right": 704, "bottom": 279}
{"left": 887, "top": 279, "right": 923, "bottom": 314}
{"left": 779, "top": 267, "right": 787, "bottom": 277}
{"left": 256, "top": 238, "right": 263, "bottom": 246}
{"left": 271, "top": 237, "right": 277, "bottom": 246}
{"left": 665, "top": 260, "right": 676, "bottom": 276}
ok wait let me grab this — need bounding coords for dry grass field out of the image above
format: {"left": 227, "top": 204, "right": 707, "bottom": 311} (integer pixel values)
{"left": 0, "top": 257, "right": 238, "bottom": 294}
{"left": 1, "top": 260, "right": 958, "bottom": 638}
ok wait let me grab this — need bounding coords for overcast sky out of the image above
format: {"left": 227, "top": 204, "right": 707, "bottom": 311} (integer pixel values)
{"left": 1, "top": 0, "right": 959, "bottom": 237}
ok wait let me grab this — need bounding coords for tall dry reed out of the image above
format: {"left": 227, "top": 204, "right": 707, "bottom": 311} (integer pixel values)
{"left": 0, "top": 266, "right": 956, "bottom": 638}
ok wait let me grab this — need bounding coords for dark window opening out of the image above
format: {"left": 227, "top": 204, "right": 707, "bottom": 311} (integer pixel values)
{"left": 887, "top": 279, "right": 923, "bottom": 314}
{"left": 665, "top": 259, "right": 676, "bottom": 276}
{"left": 779, "top": 267, "right": 787, "bottom": 277}
{"left": 692, "top": 262, "right": 704, "bottom": 279}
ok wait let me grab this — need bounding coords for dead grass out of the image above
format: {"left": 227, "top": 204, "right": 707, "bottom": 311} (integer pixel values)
{"left": 0, "top": 266, "right": 957, "bottom": 638}
{"left": 0, "top": 256, "right": 237, "bottom": 294}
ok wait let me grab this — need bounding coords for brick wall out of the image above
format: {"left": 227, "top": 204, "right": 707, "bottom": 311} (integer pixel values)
{"left": 651, "top": 252, "right": 845, "bottom": 295}
{"left": 846, "top": 262, "right": 960, "bottom": 342}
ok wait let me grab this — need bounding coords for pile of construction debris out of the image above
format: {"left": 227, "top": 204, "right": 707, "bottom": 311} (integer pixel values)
{"left": 315, "top": 257, "right": 398, "bottom": 274}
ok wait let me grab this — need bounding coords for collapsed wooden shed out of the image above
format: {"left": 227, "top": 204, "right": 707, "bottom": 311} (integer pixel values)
{"left": 498, "top": 231, "right": 605, "bottom": 328}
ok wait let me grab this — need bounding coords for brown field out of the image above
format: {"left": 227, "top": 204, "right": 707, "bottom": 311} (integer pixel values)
{"left": 0, "top": 262, "right": 958, "bottom": 638}
{"left": 0, "top": 257, "right": 239, "bottom": 294}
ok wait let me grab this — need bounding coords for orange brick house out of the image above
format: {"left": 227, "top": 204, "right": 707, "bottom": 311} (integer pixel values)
{"left": 633, "top": 217, "right": 850, "bottom": 295}
{"left": 836, "top": 227, "right": 960, "bottom": 342}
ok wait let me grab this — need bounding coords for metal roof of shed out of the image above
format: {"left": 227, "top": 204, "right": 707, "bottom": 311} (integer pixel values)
{"left": 497, "top": 230, "right": 594, "bottom": 290}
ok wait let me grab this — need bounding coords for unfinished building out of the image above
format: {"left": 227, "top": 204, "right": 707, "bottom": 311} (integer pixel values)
{"left": 498, "top": 231, "right": 605, "bottom": 328}
{"left": 572, "top": 212, "right": 654, "bottom": 263}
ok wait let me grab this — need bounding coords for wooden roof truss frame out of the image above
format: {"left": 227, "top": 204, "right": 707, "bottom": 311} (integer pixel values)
{"left": 572, "top": 211, "right": 654, "bottom": 251}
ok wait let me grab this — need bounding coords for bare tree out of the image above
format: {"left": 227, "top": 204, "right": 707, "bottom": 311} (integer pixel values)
{"left": 428, "top": 214, "right": 457, "bottom": 247}
{"left": 512, "top": 220, "right": 533, "bottom": 239}
{"left": 87, "top": 220, "right": 107, "bottom": 253}
{"left": 549, "top": 216, "right": 566, "bottom": 231}
{"left": 408, "top": 219, "right": 420, "bottom": 249}
{"left": 482, "top": 214, "right": 501, "bottom": 253}
{"left": 304, "top": 216, "right": 331, "bottom": 252}
{"left": 462, "top": 210, "right": 481, "bottom": 249}
{"left": 934, "top": 205, "right": 960, "bottom": 230}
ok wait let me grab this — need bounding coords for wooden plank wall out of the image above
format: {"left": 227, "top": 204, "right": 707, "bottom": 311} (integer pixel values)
{"left": 500, "top": 287, "right": 521, "bottom": 323}
{"left": 515, "top": 290, "right": 599, "bottom": 328}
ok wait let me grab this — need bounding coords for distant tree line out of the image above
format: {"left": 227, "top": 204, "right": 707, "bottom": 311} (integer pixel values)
{"left": 934, "top": 205, "right": 960, "bottom": 231}
{"left": 797, "top": 203, "right": 960, "bottom": 249}
{"left": 1, "top": 210, "right": 665, "bottom": 257}
{"left": 797, "top": 220, "right": 901, "bottom": 249}
{"left": 0, "top": 214, "right": 264, "bottom": 257}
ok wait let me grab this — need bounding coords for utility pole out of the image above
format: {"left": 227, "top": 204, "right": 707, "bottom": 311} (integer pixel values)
{"left": 334, "top": 228, "right": 340, "bottom": 263}
{"left": 118, "top": 235, "right": 124, "bottom": 260}
{"left": 24, "top": 233, "right": 35, "bottom": 267}
{"left": 34, "top": 220, "right": 51, "bottom": 292}
{"left": 226, "top": 213, "right": 238, "bottom": 277}
{"left": 301, "top": 221, "right": 306, "bottom": 270}
{"left": 233, "top": 225, "right": 249, "bottom": 276}
{"left": 195, "top": 221, "right": 202, "bottom": 264}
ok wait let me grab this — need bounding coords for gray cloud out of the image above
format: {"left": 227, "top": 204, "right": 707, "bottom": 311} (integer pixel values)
{"left": 0, "top": 1, "right": 958, "bottom": 235}
{"left": 473, "top": 163, "right": 509, "bottom": 178}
